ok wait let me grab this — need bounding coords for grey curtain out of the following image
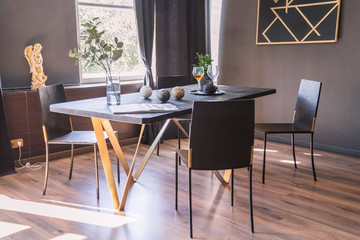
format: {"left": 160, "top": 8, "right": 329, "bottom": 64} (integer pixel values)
{"left": 140, "top": 0, "right": 210, "bottom": 145}
{"left": 134, "top": 0, "right": 155, "bottom": 88}
{"left": 156, "top": 0, "right": 210, "bottom": 81}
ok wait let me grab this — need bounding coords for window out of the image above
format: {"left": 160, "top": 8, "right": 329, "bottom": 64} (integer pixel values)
{"left": 77, "top": 0, "right": 144, "bottom": 83}
{"left": 210, "top": 0, "right": 223, "bottom": 67}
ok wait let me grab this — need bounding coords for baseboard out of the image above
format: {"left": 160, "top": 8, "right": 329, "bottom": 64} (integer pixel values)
{"left": 255, "top": 132, "right": 360, "bottom": 158}
{"left": 14, "top": 137, "right": 139, "bottom": 167}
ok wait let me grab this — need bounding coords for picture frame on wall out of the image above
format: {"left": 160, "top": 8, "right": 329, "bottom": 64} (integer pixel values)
{"left": 256, "top": 0, "right": 341, "bottom": 45}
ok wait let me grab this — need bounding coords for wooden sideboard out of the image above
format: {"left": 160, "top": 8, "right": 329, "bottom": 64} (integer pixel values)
{"left": 3, "top": 83, "right": 142, "bottom": 161}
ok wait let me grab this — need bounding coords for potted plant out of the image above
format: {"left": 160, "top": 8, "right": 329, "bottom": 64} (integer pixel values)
{"left": 69, "top": 17, "right": 124, "bottom": 105}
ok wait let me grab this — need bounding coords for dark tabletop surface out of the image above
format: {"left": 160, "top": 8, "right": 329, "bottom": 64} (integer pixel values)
{"left": 50, "top": 84, "right": 276, "bottom": 124}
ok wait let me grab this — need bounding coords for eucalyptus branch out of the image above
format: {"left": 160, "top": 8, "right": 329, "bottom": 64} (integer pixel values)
{"left": 69, "top": 17, "right": 124, "bottom": 101}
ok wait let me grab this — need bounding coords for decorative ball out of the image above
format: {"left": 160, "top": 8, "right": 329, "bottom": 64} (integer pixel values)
{"left": 140, "top": 86, "right": 152, "bottom": 98}
{"left": 157, "top": 89, "right": 170, "bottom": 103}
{"left": 171, "top": 86, "right": 185, "bottom": 100}
{"left": 203, "top": 81, "right": 217, "bottom": 94}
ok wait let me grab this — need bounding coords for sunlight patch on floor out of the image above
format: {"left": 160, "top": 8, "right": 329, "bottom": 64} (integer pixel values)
{"left": 50, "top": 233, "right": 87, "bottom": 240}
{"left": 0, "top": 221, "right": 30, "bottom": 238}
{"left": 280, "top": 160, "right": 301, "bottom": 164}
{"left": 0, "top": 195, "right": 135, "bottom": 228}
{"left": 254, "top": 148, "right": 278, "bottom": 153}
{"left": 304, "top": 152, "right": 322, "bottom": 156}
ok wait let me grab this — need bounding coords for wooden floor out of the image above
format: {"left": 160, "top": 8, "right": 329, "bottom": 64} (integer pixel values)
{"left": 0, "top": 139, "right": 359, "bottom": 240}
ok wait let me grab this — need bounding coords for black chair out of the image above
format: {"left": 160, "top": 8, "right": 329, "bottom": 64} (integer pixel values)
{"left": 255, "top": 79, "right": 322, "bottom": 184}
{"left": 175, "top": 100, "right": 255, "bottom": 238}
{"left": 37, "top": 84, "right": 119, "bottom": 199}
{"left": 156, "top": 75, "right": 191, "bottom": 155}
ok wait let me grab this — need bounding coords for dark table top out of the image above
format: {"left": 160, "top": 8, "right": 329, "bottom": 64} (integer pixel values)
{"left": 50, "top": 84, "right": 276, "bottom": 124}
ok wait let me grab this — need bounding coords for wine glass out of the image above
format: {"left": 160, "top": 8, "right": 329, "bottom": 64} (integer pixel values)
{"left": 207, "top": 64, "right": 219, "bottom": 82}
{"left": 192, "top": 66, "right": 205, "bottom": 91}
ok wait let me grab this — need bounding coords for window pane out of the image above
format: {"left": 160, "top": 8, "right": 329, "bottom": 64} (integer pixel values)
{"left": 211, "top": 0, "right": 222, "bottom": 66}
{"left": 78, "top": 0, "right": 133, "bottom": 6}
{"left": 78, "top": 6, "right": 143, "bottom": 78}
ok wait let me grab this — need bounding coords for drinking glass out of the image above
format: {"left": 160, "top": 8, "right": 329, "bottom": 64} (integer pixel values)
{"left": 192, "top": 66, "right": 204, "bottom": 91}
{"left": 207, "top": 64, "right": 219, "bottom": 82}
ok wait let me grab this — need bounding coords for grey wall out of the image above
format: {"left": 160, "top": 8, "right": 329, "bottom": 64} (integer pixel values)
{"left": 219, "top": 0, "right": 360, "bottom": 157}
{"left": 0, "top": 0, "right": 79, "bottom": 89}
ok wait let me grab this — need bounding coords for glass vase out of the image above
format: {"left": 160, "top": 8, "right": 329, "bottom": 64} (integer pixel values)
{"left": 106, "top": 74, "right": 121, "bottom": 105}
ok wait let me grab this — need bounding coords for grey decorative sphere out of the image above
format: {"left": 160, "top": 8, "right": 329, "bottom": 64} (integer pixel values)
{"left": 157, "top": 89, "right": 170, "bottom": 103}
{"left": 171, "top": 86, "right": 185, "bottom": 100}
{"left": 140, "top": 86, "right": 152, "bottom": 98}
{"left": 203, "top": 81, "right": 217, "bottom": 94}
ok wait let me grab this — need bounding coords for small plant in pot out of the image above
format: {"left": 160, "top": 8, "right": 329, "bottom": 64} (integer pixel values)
{"left": 69, "top": 17, "right": 124, "bottom": 105}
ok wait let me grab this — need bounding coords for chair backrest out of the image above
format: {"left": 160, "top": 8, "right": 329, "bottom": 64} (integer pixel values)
{"left": 157, "top": 75, "right": 188, "bottom": 89}
{"left": 37, "top": 84, "right": 72, "bottom": 141}
{"left": 293, "top": 79, "right": 322, "bottom": 131}
{"left": 189, "top": 100, "right": 254, "bottom": 170}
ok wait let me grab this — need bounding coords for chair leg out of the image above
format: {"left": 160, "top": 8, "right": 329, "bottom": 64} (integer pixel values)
{"left": 189, "top": 169, "right": 193, "bottom": 238}
{"left": 310, "top": 133, "right": 317, "bottom": 181}
{"left": 175, "top": 152, "right": 178, "bottom": 210}
{"left": 178, "top": 127, "right": 181, "bottom": 149}
{"left": 262, "top": 133, "right": 267, "bottom": 184}
{"left": 249, "top": 165, "right": 254, "bottom": 233}
{"left": 94, "top": 144, "right": 99, "bottom": 200}
{"left": 69, "top": 144, "right": 74, "bottom": 179}
{"left": 116, "top": 132, "right": 120, "bottom": 184}
{"left": 231, "top": 169, "right": 234, "bottom": 206}
{"left": 178, "top": 128, "right": 181, "bottom": 166}
{"left": 43, "top": 143, "right": 49, "bottom": 195}
{"left": 291, "top": 133, "right": 297, "bottom": 169}
{"left": 157, "top": 142, "right": 160, "bottom": 156}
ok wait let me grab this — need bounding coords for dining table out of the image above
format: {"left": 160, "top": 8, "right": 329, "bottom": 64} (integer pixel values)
{"left": 50, "top": 84, "right": 276, "bottom": 211}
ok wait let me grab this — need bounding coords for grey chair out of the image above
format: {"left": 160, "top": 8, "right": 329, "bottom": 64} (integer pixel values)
{"left": 255, "top": 79, "right": 322, "bottom": 183}
{"left": 175, "top": 100, "right": 255, "bottom": 238}
{"left": 37, "top": 84, "right": 119, "bottom": 199}
{"left": 156, "top": 75, "right": 191, "bottom": 155}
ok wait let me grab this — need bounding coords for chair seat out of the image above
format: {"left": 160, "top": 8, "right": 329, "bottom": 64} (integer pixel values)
{"left": 255, "top": 123, "right": 311, "bottom": 134}
{"left": 176, "top": 149, "right": 190, "bottom": 167}
{"left": 49, "top": 131, "right": 110, "bottom": 144}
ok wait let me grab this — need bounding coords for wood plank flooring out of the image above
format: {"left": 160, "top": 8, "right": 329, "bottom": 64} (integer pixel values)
{"left": 0, "top": 139, "right": 359, "bottom": 239}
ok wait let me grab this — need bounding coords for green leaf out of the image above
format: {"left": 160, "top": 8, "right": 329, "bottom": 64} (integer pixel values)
{"left": 93, "top": 17, "right": 99, "bottom": 21}
{"left": 68, "top": 50, "right": 76, "bottom": 58}
{"left": 104, "top": 45, "right": 111, "bottom": 52}
{"left": 99, "top": 40, "right": 105, "bottom": 47}
{"left": 85, "top": 39, "right": 92, "bottom": 44}
{"left": 90, "top": 46, "right": 96, "bottom": 53}
{"left": 115, "top": 37, "right": 118, "bottom": 43}
{"left": 99, "top": 54, "right": 108, "bottom": 60}
{"left": 75, "top": 59, "right": 79, "bottom": 65}
{"left": 117, "top": 42, "right": 123, "bottom": 48}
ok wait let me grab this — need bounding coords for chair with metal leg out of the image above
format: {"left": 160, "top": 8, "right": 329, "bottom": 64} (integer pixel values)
{"left": 156, "top": 75, "right": 191, "bottom": 155}
{"left": 255, "top": 79, "right": 322, "bottom": 184}
{"left": 37, "top": 84, "right": 120, "bottom": 199}
{"left": 175, "top": 100, "right": 255, "bottom": 238}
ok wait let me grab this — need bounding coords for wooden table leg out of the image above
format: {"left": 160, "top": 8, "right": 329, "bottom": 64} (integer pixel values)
{"left": 172, "top": 118, "right": 189, "bottom": 138}
{"left": 119, "top": 124, "right": 145, "bottom": 211}
{"left": 91, "top": 117, "right": 119, "bottom": 209}
{"left": 214, "top": 170, "right": 232, "bottom": 184}
{"left": 101, "top": 119, "right": 132, "bottom": 180}
{"left": 133, "top": 119, "right": 171, "bottom": 180}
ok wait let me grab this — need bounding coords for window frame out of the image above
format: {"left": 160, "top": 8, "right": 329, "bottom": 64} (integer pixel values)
{"left": 75, "top": 0, "right": 143, "bottom": 84}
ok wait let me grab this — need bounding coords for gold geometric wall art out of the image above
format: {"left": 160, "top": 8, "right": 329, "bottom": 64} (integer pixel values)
{"left": 256, "top": 0, "right": 341, "bottom": 45}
